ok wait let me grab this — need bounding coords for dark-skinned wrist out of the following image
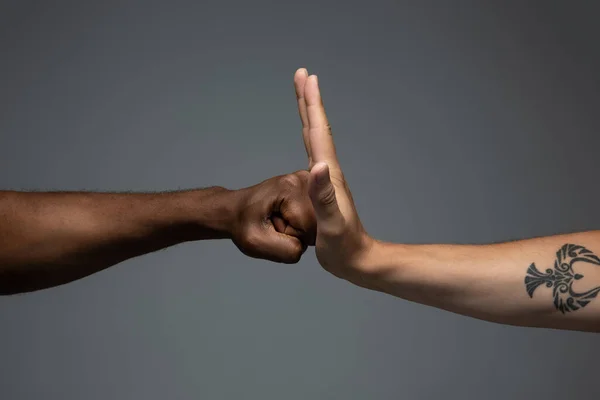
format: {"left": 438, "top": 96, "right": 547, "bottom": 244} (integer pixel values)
{"left": 170, "top": 187, "right": 242, "bottom": 241}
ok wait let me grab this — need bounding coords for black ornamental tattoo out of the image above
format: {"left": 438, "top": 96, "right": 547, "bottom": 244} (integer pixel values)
{"left": 525, "top": 244, "right": 600, "bottom": 313}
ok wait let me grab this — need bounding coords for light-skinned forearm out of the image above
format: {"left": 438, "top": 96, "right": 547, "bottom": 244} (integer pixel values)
{"left": 362, "top": 231, "right": 600, "bottom": 332}
{"left": 0, "top": 189, "right": 236, "bottom": 294}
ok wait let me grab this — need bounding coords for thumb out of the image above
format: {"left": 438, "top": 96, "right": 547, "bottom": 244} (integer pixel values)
{"left": 309, "top": 162, "right": 344, "bottom": 232}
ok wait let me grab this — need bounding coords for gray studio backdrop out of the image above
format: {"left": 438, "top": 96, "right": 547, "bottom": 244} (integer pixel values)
{"left": 1, "top": 1, "right": 599, "bottom": 399}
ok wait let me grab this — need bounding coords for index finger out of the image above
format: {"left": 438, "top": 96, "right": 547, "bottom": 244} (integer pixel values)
{"left": 293, "top": 68, "right": 312, "bottom": 167}
{"left": 304, "top": 75, "right": 341, "bottom": 172}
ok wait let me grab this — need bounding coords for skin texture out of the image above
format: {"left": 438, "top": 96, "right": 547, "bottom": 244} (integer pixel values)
{"left": 294, "top": 68, "right": 600, "bottom": 332}
{"left": 0, "top": 171, "right": 316, "bottom": 295}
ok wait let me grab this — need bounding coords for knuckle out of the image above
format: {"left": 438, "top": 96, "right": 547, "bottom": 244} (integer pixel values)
{"left": 318, "top": 185, "right": 337, "bottom": 206}
{"left": 293, "top": 169, "right": 310, "bottom": 183}
{"left": 280, "top": 174, "right": 302, "bottom": 189}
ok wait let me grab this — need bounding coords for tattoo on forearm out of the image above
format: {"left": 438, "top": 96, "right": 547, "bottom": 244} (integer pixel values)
{"left": 525, "top": 244, "right": 600, "bottom": 313}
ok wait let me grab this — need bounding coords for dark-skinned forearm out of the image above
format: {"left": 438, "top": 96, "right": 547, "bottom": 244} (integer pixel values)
{"left": 0, "top": 189, "right": 238, "bottom": 295}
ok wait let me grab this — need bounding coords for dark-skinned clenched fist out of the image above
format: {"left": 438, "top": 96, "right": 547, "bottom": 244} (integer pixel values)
{"left": 230, "top": 170, "right": 316, "bottom": 264}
